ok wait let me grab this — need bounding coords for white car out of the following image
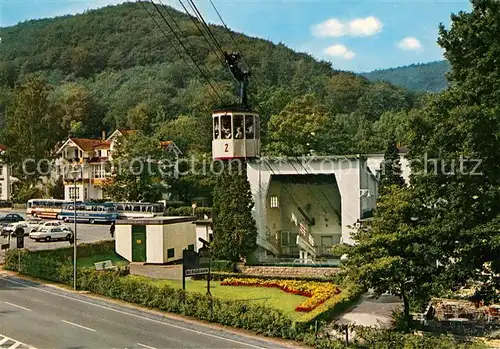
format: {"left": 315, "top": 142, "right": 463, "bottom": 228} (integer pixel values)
{"left": 29, "top": 227, "right": 73, "bottom": 242}
{"left": 1, "top": 220, "right": 42, "bottom": 237}
{"left": 34, "top": 221, "right": 72, "bottom": 232}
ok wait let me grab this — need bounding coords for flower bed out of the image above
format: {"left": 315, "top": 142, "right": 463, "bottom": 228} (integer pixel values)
{"left": 220, "top": 277, "right": 341, "bottom": 312}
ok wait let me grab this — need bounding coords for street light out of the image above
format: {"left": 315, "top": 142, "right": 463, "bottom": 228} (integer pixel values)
{"left": 192, "top": 203, "right": 197, "bottom": 217}
{"left": 69, "top": 166, "right": 82, "bottom": 290}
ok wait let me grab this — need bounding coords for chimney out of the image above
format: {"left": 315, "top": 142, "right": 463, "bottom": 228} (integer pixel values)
{"left": 101, "top": 130, "right": 106, "bottom": 140}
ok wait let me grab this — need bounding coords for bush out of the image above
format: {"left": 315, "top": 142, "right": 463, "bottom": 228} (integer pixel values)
{"left": 5, "top": 244, "right": 486, "bottom": 348}
{"left": 210, "top": 260, "right": 235, "bottom": 272}
{"left": 165, "top": 206, "right": 212, "bottom": 218}
{"left": 194, "top": 271, "right": 343, "bottom": 284}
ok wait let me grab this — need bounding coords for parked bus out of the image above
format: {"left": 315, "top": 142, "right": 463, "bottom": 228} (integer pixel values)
{"left": 59, "top": 202, "right": 118, "bottom": 224}
{"left": 27, "top": 199, "right": 67, "bottom": 219}
{"left": 114, "top": 202, "right": 165, "bottom": 219}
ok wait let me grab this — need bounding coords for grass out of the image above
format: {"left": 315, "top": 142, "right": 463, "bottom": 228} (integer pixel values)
{"left": 129, "top": 275, "right": 309, "bottom": 320}
{"left": 77, "top": 252, "right": 128, "bottom": 268}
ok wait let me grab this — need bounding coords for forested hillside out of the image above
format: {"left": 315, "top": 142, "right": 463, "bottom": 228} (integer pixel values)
{"left": 0, "top": 0, "right": 424, "bottom": 203}
{"left": 362, "top": 60, "right": 450, "bottom": 92}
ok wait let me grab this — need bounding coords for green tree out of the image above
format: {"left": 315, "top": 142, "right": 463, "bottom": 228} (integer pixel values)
{"left": 266, "top": 94, "right": 329, "bottom": 156}
{"left": 126, "top": 102, "right": 152, "bottom": 134}
{"left": 407, "top": 0, "right": 500, "bottom": 302}
{"left": 379, "top": 140, "right": 405, "bottom": 194}
{"left": 212, "top": 162, "right": 257, "bottom": 262}
{"left": 2, "top": 74, "right": 63, "bottom": 181}
{"left": 346, "top": 185, "right": 439, "bottom": 329}
{"left": 101, "top": 133, "right": 174, "bottom": 202}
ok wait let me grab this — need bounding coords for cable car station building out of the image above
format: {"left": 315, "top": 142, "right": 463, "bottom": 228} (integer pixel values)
{"left": 211, "top": 51, "right": 410, "bottom": 262}
{"left": 247, "top": 155, "right": 393, "bottom": 262}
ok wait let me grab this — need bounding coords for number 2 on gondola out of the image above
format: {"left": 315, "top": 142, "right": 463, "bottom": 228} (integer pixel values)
{"left": 224, "top": 143, "right": 229, "bottom": 152}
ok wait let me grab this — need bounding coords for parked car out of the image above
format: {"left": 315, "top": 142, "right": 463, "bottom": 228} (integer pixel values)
{"left": 34, "top": 220, "right": 72, "bottom": 232}
{"left": 0, "top": 200, "right": 12, "bottom": 208}
{"left": 1, "top": 219, "right": 42, "bottom": 237}
{"left": 0, "top": 213, "right": 24, "bottom": 224}
{"left": 29, "top": 227, "right": 73, "bottom": 242}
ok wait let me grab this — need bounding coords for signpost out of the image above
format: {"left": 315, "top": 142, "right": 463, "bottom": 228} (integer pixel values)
{"left": 14, "top": 227, "right": 24, "bottom": 272}
{"left": 182, "top": 238, "right": 211, "bottom": 295}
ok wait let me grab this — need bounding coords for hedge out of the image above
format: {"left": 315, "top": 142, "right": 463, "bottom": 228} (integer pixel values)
{"left": 165, "top": 206, "right": 212, "bottom": 218}
{"left": 4, "top": 246, "right": 486, "bottom": 349}
{"left": 194, "top": 271, "right": 344, "bottom": 284}
{"left": 210, "top": 260, "right": 235, "bottom": 272}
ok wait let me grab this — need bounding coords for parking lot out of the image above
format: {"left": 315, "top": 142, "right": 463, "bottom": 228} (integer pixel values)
{"left": 0, "top": 209, "right": 113, "bottom": 263}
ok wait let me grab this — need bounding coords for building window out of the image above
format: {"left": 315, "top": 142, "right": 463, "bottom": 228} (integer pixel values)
{"left": 270, "top": 196, "right": 279, "bottom": 208}
{"left": 0, "top": 165, "right": 3, "bottom": 177}
{"left": 167, "top": 248, "right": 175, "bottom": 258}
{"left": 0, "top": 183, "right": 2, "bottom": 198}
{"left": 187, "top": 244, "right": 194, "bottom": 251}
{"left": 84, "top": 188, "right": 88, "bottom": 200}
{"left": 69, "top": 187, "right": 80, "bottom": 200}
{"left": 92, "top": 164, "right": 105, "bottom": 179}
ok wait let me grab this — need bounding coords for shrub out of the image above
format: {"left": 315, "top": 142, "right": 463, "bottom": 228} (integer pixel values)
{"left": 195, "top": 271, "right": 343, "bottom": 283}
{"left": 165, "top": 206, "right": 212, "bottom": 218}
{"left": 210, "top": 260, "right": 235, "bottom": 272}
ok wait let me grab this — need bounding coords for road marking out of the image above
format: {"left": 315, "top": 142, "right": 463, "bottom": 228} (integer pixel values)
{"left": 1, "top": 276, "right": 265, "bottom": 349}
{"left": 61, "top": 320, "right": 96, "bottom": 332}
{"left": 137, "top": 343, "right": 157, "bottom": 349}
{"left": 0, "top": 334, "right": 36, "bottom": 349}
{"left": 4, "top": 302, "right": 32, "bottom": 312}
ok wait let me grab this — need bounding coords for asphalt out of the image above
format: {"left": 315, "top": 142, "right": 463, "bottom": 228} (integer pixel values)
{"left": 0, "top": 209, "right": 114, "bottom": 263}
{"left": 0, "top": 274, "right": 299, "bottom": 349}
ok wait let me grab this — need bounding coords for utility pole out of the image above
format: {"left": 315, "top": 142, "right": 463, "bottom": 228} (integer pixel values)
{"left": 70, "top": 166, "right": 82, "bottom": 290}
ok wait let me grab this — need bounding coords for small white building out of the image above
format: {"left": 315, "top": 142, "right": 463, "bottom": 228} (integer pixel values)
{"left": 0, "top": 144, "right": 13, "bottom": 201}
{"left": 115, "top": 217, "right": 197, "bottom": 264}
{"left": 193, "top": 218, "right": 213, "bottom": 252}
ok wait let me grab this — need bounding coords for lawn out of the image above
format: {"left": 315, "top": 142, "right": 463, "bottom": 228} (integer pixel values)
{"left": 129, "top": 275, "right": 309, "bottom": 319}
{"left": 77, "top": 252, "right": 128, "bottom": 268}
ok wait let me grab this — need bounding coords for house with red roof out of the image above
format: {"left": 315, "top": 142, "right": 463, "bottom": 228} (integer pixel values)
{"left": 56, "top": 130, "right": 180, "bottom": 201}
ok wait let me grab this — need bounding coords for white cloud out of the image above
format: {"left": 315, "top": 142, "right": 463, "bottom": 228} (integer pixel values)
{"left": 347, "top": 17, "right": 383, "bottom": 37}
{"left": 324, "top": 44, "right": 356, "bottom": 60}
{"left": 312, "top": 19, "right": 344, "bottom": 37}
{"left": 398, "top": 37, "right": 422, "bottom": 51}
{"left": 312, "top": 16, "right": 382, "bottom": 37}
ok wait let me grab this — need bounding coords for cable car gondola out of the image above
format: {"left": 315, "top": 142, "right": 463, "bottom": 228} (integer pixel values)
{"left": 212, "top": 52, "right": 260, "bottom": 160}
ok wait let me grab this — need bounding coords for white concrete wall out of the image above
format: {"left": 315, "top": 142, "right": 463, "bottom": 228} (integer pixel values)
{"left": 248, "top": 157, "right": 362, "bottom": 246}
{"left": 115, "top": 225, "right": 132, "bottom": 261}
{"left": 64, "top": 182, "right": 102, "bottom": 201}
{"left": 163, "top": 222, "right": 196, "bottom": 262}
{"left": 195, "top": 225, "right": 212, "bottom": 252}
{"left": 146, "top": 225, "right": 164, "bottom": 264}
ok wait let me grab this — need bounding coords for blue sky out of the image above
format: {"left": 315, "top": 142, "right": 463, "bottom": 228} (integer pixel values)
{"left": 0, "top": 0, "right": 472, "bottom": 72}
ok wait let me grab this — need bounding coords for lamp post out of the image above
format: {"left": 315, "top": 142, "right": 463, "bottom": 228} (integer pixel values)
{"left": 69, "top": 166, "right": 82, "bottom": 290}
{"left": 191, "top": 203, "right": 197, "bottom": 217}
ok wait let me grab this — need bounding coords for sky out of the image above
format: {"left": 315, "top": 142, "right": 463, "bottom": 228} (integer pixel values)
{"left": 0, "top": 0, "right": 472, "bottom": 72}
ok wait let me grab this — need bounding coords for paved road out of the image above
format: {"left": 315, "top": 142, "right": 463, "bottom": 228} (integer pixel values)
{"left": 0, "top": 274, "right": 296, "bottom": 349}
{"left": 0, "top": 210, "right": 113, "bottom": 263}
